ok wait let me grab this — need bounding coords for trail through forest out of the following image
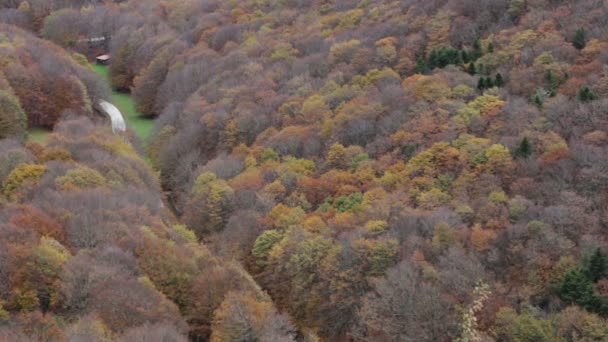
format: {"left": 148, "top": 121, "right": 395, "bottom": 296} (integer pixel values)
{"left": 92, "top": 64, "right": 155, "bottom": 143}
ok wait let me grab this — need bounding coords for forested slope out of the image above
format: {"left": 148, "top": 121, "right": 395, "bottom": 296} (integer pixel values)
{"left": 0, "top": 120, "right": 295, "bottom": 341}
{"left": 0, "top": 24, "right": 108, "bottom": 133}
{"left": 1, "top": 0, "right": 608, "bottom": 341}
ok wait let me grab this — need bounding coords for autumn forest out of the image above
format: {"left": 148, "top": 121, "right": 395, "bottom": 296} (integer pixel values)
{"left": 1, "top": 0, "right": 608, "bottom": 341}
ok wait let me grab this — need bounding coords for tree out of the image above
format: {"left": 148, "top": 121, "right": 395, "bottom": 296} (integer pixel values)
{"left": 577, "top": 86, "right": 598, "bottom": 103}
{"left": 485, "top": 76, "right": 494, "bottom": 89}
{"left": 0, "top": 90, "right": 27, "bottom": 140}
{"left": 533, "top": 93, "right": 544, "bottom": 108}
{"left": 136, "top": 228, "right": 200, "bottom": 310}
{"left": 252, "top": 230, "right": 283, "bottom": 266}
{"left": 477, "top": 77, "right": 486, "bottom": 91}
{"left": 183, "top": 172, "right": 234, "bottom": 238}
{"left": 495, "top": 307, "right": 558, "bottom": 342}
{"left": 558, "top": 268, "right": 604, "bottom": 315}
{"left": 132, "top": 50, "right": 172, "bottom": 117}
{"left": 3, "top": 163, "right": 47, "bottom": 200}
{"left": 513, "top": 137, "right": 532, "bottom": 159}
{"left": 585, "top": 248, "right": 608, "bottom": 283}
{"left": 455, "top": 281, "right": 491, "bottom": 342}
{"left": 428, "top": 46, "right": 463, "bottom": 69}
{"left": 415, "top": 58, "right": 429, "bottom": 74}
{"left": 495, "top": 73, "right": 505, "bottom": 87}
{"left": 20, "top": 237, "right": 71, "bottom": 313}
{"left": 545, "top": 70, "right": 558, "bottom": 96}
{"left": 508, "top": 0, "right": 526, "bottom": 20}
{"left": 461, "top": 50, "right": 470, "bottom": 63}
{"left": 40, "top": 9, "right": 82, "bottom": 47}
{"left": 186, "top": 264, "right": 261, "bottom": 340}
{"left": 352, "top": 261, "right": 456, "bottom": 341}
{"left": 326, "top": 143, "right": 348, "bottom": 169}
{"left": 484, "top": 144, "right": 513, "bottom": 176}
{"left": 467, "top": 63, "right": 476, "bottom": 75}
{"left": 118, "top": 322, "right": 187, "bottom": 342}
{"left": 472, "top": 38, "right": 483, "bottom": 59}
{"left": 210, "top": 292, "right": 296, "bottom": 342}
{"left": 553, "top": 306, "right": 608, "bottom": 341}
{"left": 55, "top": 166, "right": 106, "bottom": 190}
{"left": 572, "top": 28, "right": 587, "bottom": 50}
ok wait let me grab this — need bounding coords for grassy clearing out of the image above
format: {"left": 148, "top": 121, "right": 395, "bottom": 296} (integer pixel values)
{"left": 92, "top": 64, "right": 155, "bottom": 144}
{"left": 27, "top": 127, "right": 51, "bottom": 144}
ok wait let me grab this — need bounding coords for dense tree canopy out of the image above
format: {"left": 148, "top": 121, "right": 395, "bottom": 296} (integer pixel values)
{"left": 1, "top": 0, "right": 608, "bottom": 340}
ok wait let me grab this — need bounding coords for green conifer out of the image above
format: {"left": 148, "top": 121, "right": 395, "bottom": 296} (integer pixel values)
{"left": 467, "top": 62, "right": 476, "bottom": 75}
{"left": 573, "top": 28, "right": 587, "bottom": 50}
{"left": 495, "top": 73, "right": 505, "bottom": 87}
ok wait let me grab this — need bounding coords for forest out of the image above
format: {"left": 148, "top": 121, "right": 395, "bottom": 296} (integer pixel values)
{"left": 1, "top": 0, "right": 608, "bottom": 341}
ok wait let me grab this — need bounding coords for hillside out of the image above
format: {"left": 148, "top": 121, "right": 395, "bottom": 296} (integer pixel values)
{"left": 1, "top": 0, "right": 608, "bottom": 341}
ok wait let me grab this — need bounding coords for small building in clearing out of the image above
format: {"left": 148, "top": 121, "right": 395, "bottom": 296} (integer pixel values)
{"left": 96, "top": 54, "right": 111, "bottom": 65}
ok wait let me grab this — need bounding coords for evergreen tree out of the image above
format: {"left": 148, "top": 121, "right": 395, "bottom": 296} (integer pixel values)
{"left": 578, "top": 86, "right": 598, "bottom": 103}
{"left": 467, "top": 62, "right": 476, "bottom": 75}
{"left": 461, "top": 50, "right": 470, "bottom": 63}
{"left": 513, "top": 137, "right": 532, "bottom": 159}
{"left": 428, "top": 46, "right": 463, "bottom": 69}
{"left": 477, "top": 77, "right": 486, "bottom": 91}
{"left": 487, "top": 42, "right": 494, "bottom": 53}
{"left": 494, "top": 73, "right": 505, "bottom": 87}
{"left": 545, "top": 70, "right": 558, "bottom": 96}
{"left": 572, "top": 28, "right": 587, "bottom": 50}
{"left": 472, "top": 38, "right": 483, "bottom": 59}
{"left": 585, "top": 248, "right": 608, "bottom": 282}
{"left": 428, "top": 49, "right": 439, "bottom": 69}
{"left": 415, "top": 58, "right": 429, "bottom": 74}
{"left": 558, "top": 268, "right": 602, "bottom": 312}
{"left": 485, "top": 76, "right": 494, "bottom": 88}
{"left": 533, "top": 93, "right": 544, "bottom": 108}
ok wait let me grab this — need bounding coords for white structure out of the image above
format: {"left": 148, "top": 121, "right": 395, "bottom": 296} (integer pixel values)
{"left": 98, "top": 100, "right": 126, "bottom": 133}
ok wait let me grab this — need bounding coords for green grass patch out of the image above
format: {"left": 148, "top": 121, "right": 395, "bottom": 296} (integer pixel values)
{"left": 92, "top": 64, "right": 155, "bottom": 144}
{"left": 91, "top": 64, "right": 109, "bottom": 80}
{"left": 27, "top": 127, "right": 51, "bottom": 144}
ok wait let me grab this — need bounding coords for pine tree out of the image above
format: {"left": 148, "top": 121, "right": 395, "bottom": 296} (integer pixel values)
{"left": 487, "top": 42, "right": 494, "bottom": 53}
{"left": 428, "top": 50, "right": 438, "bottom": 69}
{"left": 467, "top": 62, "right": 476, "bottom": 75}
{"left": 415, "top": 58, "right": 428, "bottom": 74}
{"left": 513, "top": 137, "right": 532, "bottom": 159}
{"left": 485, "top": 76, "right": 494, "bottom": 88}
{"left": 494, "top": 73, "right": 505, "bottom": 87}
{"left": 533, "top": 93, "right": 544, "bottom": 108}
{"left": 472, "top": 38, "right": 482, "bottom": 59}
{"left": 558, "top": 268, "right": 602, "bottom": 312}
{"left": 461, "top": 50, "right": 470, "bottom": 63}
{"left": 578, "top": 86, "right": 598, "bottom": 103}
{"left": 477, "top": 77, "right": 486, "bottom": 91}
{"left": 572, "top": 28, "right": 587, "bottom": 50}
{"left": 586, "top": 248, "right": 608, "bottom": 282}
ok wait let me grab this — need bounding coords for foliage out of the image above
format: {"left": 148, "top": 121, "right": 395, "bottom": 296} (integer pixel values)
{"left": 557, "top": 257, "right": 608, "bottom": 317}
{"left": 55, "top": 166, "right": 106, "bottom": 190}
{"left": 578, "top": 86, "right": 598, "bottom": 103}
{"left": 2, "top": 0, "right": 608, "bottom": 339}
{"left": 572, "top": 28, "right": 587, "bottom": 50}
{"left": 513, "top": 137, "right": 532, "bottom": 159}
{"left": 3, "top": 163, "right": 46, "bottom": 199}
{"left": 495, "top": 307, "right": 558, "bottom": 342}
{"left": 0, "top": 90, "right": 27, "bottom": 140}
